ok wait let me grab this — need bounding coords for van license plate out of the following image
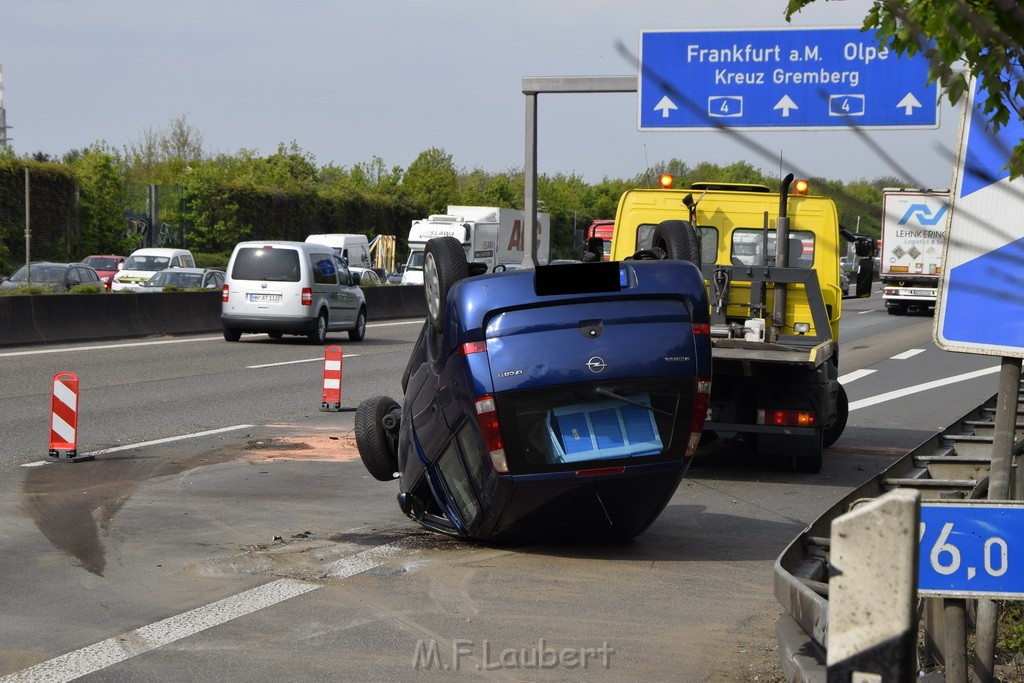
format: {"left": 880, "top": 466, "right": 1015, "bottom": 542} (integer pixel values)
{"left": 248, "top": 293, "right": 281, "bottom": 303}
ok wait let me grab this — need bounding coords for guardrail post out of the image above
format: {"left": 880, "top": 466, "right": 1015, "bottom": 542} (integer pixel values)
{"left": 827, "top": 488, "right": 920, "bottom": 681}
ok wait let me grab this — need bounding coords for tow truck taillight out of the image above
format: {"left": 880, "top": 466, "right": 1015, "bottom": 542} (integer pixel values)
{"left": 222, "top": 284, "right": 229, "bottom": 303}
{"left": 474, "top": 395, "right": 508, "bottom": 473}
{"left": 758, "top": 409, "right": 816, "bottom": 427}
{"left": 685, "top": 378, "right": 712, "bottom": 458}
{"left": 301, "top": 287, "right": 312, "bottom": 306}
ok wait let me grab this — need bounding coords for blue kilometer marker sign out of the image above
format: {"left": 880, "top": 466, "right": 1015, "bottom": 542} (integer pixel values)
{"left": 638, "top": 27, "right": 938, "bottom": 130}
{"left": 919, "top": 503, "right": 1024, "bottom": 599}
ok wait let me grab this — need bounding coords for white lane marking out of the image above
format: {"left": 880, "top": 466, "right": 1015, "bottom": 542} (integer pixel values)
{"left": 247, "top": 354, "right": 359, "bottom": 369}
{"left": 839, "top": 369, "right": 876, "bottom": 384}
{"left": 857, "top": 310, "right": 875, "bottom": 315}
{"left": 892, "top": 348, "right": 926, "bottom": 360}
{"left": 0, "top": 336, "right": 223, "bottom": 358}
{"left": 0, "top": 539, "right": 418, "bottom": 682}
{"left": 849, "top": 365, "right": 999, "bottom": 412}
{"left": 0, "top": 319, "right": 422, "bottom": 358}
{"left": 21, "top": 425, "right": 256, "bottom": 466}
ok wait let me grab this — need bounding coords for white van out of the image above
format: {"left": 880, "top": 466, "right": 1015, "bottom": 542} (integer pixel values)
{"left": 221, "top": 241, "right": 367, "bottom": 344}
{"left": 110, "top": 248, "right": 195, "bottom": 291}
{"left": 304, "top": 234, "right": 381, "bottom": 284}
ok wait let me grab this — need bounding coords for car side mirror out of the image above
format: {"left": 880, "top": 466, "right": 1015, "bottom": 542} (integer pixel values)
{"left": 351, "top": 271, "right": 361, "bottom": 285}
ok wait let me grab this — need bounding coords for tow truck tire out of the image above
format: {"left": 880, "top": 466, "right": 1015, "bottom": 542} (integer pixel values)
{"left": 355, "top": 396, "right": 401, "bottom": 481}
{"left": 424, "top": 236, "right": 468, "bottom": 334}
{"left": 652, "top": 221, "right": 701, "bottom": 265}
{"left": 824, "top": 383, "right": 849, "bottom": 448}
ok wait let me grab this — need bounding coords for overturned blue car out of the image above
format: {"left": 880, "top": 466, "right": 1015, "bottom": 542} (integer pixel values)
{"left": 355, "top": 236, "right": 712, "bottom": 541}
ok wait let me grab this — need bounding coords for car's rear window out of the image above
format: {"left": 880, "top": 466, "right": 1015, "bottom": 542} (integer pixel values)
{"left": 231, "top": 247, "right": 301, "bottom": 282}
{"left": 494, "top": 378, "right": 696, "bottom": 474}
{"left": 83, "top": 257, "right": 118, "bottom": 270}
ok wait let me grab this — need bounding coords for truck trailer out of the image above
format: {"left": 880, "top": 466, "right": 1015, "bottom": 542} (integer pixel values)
{"left": 401, "top": 206, "right": 551, "bottom": 285}
{"left": 879, "top": 188, "right": 950, "bottom": 315}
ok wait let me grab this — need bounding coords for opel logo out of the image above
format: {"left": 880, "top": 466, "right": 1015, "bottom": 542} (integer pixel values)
{"left": 261, "top": 282, "right": 268, "bottom": 289}
{"left": 586, "top": 356, "right": 607, "bottom": 374}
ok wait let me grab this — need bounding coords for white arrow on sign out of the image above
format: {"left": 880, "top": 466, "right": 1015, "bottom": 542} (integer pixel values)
{"left": 897, "top": 93, "right": 922, "bottom": 115}
{"left": 654, "top": 95, "right": 677, "bottom": 118}
{"left": 774, "top": 95, "right": 798, "bottom": 117}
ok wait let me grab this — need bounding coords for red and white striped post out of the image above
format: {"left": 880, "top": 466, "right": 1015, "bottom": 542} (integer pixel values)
{"left": 49, "top": 372, "right": 91, "bottom": 461}
{"left": 321, "top": 346, "right": 343, "bottom": 411}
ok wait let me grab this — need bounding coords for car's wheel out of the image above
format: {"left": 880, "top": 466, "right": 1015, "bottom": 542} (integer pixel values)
{"left": 652, "top": 220, "right": 701, "bottom": 265}
{"left": 268, "top": 332, "right": 283, "bottom": 340}
{"left": 824, "top": 383, "right": 849, "bottom": 448}
{"left": 355, "top": 396, "right": 400, "bottom": 481}
{"left": 349, "top": 307, "right": 367, "bottom": 341}
{"left": 308, "top": 312, "right": 328, "bottom": 344}
{"left": 424, "top": 237, "right": 468, "bottom": 334}
{"left": 223, "top": 327, "right": 241, "bottom": 342}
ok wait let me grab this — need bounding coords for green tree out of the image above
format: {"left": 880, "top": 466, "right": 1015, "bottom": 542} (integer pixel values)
{"left": 67, "top": 147, "right": 134, "bottom": 257}
{"left": 786, "top": 0, "right": 1024, "bottom": 175}
{"left": 402, "top": 147, "right": 458, "bottom": 214}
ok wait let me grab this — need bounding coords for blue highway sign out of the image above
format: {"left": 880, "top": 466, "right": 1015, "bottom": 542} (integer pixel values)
{"left": 935, "top": 70, "right": 1024, "bottom": 357}
{"left": 919, "top": 502, "right": 1024, "bottom": 599}
{"left": 639, "top": 27, "right": 938, "bottom": 131}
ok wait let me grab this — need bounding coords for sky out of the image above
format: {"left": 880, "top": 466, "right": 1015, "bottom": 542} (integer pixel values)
{"left": 1, "top": 1, "right": 963, "bottom": 190}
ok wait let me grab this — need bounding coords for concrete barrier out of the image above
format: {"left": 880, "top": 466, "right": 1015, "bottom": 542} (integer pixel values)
{"left": 0, "top": 286, "right": 427, "bottom": 347}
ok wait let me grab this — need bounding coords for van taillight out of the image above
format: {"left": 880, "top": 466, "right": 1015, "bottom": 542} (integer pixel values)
{"left": 685, "top": 378, "right": 712, "bottom": 458}
{"left": 302, "top": 287, "right": 312, "bottom": 306}
{"left": 474, "top": 395, "right": 508, "bottom": 473}
{"left": 222, "top": 284, "right": 229, "bottom": 303}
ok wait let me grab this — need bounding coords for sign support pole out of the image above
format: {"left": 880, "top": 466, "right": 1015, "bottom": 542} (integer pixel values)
{"left": 973, "top": 356, "right": 1023, "bottom": 680}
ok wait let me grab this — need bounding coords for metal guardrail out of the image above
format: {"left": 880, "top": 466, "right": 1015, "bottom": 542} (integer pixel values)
{"left": 774, "top": 388, "right": 1024, "bottom": 681}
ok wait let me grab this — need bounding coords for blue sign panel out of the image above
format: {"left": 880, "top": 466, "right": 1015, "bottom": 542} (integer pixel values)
{"left": 638, "top": 27, "right": 938, "bottom": 131}
{"left": 935, "top": 69, "right": 1024, "bottom": 357}
{"left": 919, "top": 503, "right": 1024, "bottom": 599}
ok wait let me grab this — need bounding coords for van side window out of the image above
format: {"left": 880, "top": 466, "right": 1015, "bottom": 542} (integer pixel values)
{"left": 312, "top": 253, "right": 338, "bottom": 284}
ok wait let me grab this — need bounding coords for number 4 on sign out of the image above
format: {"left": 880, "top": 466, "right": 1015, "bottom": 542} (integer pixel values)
{"left": 708, "top": 96, "right": 742, "bottom": 118}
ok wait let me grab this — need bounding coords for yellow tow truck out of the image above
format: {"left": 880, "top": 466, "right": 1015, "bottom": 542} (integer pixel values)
{"left": 607, "top": 174, "right": 874, "bottom": 472}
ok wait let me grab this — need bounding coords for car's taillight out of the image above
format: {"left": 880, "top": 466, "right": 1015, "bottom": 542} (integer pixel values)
{"left": 461, "top": 341, "right": 487, "bottom": 355}
{"left": 301, "top": 287, "right": 312, "bottom": 305}
{"left": 685, "top": 377, "right": 712, "bottom": 458}
{"left": 757, "top": 408, "right": 816, "bottom": 427}
{"left": 692, "top": 322, "right": 710, "bottom": 336}
{"left": 474, "top": 395, "right": 507, "bottom": 473}
{"left": 221, "top": 284, "right": 229, "bottom": 303}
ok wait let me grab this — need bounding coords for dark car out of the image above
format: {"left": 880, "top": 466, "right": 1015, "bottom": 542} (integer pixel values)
{"left": 355, "top": 236, "right": 712, "bottom": 541}
{"left": 0, "top": 262, "right": 103, "bottom": 292}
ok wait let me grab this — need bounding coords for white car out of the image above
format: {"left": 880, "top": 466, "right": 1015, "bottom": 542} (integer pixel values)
{"left": 221, "top": 241, "right": 367, "bottom": 344}
{"left": 111, "top": 248, "right": 195, "bottom": 292}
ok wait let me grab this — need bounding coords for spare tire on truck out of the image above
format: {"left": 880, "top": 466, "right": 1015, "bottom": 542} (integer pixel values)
{"left": 652, "top": 220, "right": 701, "bottom": 265}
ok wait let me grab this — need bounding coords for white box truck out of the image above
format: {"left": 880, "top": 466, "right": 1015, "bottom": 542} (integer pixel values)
{"left": 879, "top": 189, "right": 950, "bottom": 315}
{"left": 400, "top": 206, "right": 551, "bottom": 285}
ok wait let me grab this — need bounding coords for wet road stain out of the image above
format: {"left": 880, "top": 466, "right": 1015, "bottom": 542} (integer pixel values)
{"left": 19, "top": 428, "right": 359, "bottom": 576}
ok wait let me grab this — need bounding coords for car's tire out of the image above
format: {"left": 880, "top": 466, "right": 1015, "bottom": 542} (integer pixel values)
{"left": 223, "top": 327, "right": 241, "bottom": 342}
{"left": 424, "top": 237, "right": 468, "bottom": 334}
{"left": 268, "top": 332, "right": 283, "bottom": 340}
{"left": 308, "top": 312, "right": 328, "bottom": 344}
{"left": 824, "top": 383, "right": 849, "bottom": 448}
{"left": 652, "top": 220, "right": 701, "bottom": 265}
{"left": 355, "top": 396, "right": 400, "bottom": 481}
{"left": 349, "top": 307, "right": 367, "bottom": 341}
